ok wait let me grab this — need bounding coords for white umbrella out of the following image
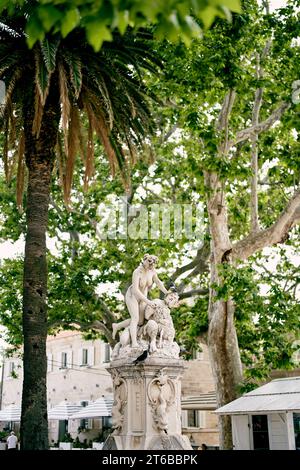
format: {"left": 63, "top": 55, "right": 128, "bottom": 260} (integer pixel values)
{"left": 48, "top": 402, "right": 83, "bottom": 420}
{"left": 70, "top": 396, "right": 113, "bottom": 419}
{"left": 0, "top": 404, "right": 21, "bottom": 422}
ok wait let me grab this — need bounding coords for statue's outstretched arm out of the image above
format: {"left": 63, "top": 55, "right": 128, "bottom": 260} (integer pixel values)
{"left": 153, "top": 273, "right": 168, "bottom": 295}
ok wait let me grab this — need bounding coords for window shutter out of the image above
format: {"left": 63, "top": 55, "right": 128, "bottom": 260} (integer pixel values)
{"left": 198, "top": 411, "right": 206, "bottom": 429}
{"left": 88, "top": 346, "right": 94, "bottom": 366}
{"left": 5, "top": 362, "right": 10, "bottom": 378}
{"left": 100, "top": 342, "right": 106, "bottom": 363}
{"left": 67, "top": 350, "right": 73, "bottom": 369}
{"left": 57, "top": 353, "right": 62, "bottom": 369}
{"left": 78, "top": 348, "right": 83, "bottom": 366}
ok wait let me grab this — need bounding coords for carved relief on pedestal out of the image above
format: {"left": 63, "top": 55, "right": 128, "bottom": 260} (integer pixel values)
{"left": 111, "top": 370, "right": 127, "bottom": 435}
{"left": 147, "top": 370, "right": 176, "bottom": 434}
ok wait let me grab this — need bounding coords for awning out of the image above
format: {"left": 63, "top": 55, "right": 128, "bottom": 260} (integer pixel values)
{"left": 48, "top": 402, "right": 83, "bottom": 420}
{"left": 181, "top": 392, "right": 217, "bottom": 410}
{"left": 70, "top": 396, "right": 113, "bottom": 419}
{"left": 216, "top": 377, "right": 300, "bottom": 415}
{"left": 0, "top": 404, "right": 21, "bottom": 422}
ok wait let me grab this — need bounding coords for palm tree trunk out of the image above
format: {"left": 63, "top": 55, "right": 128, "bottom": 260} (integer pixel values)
{"left": 20, "top": 84, "right": 60, "bottom": 450}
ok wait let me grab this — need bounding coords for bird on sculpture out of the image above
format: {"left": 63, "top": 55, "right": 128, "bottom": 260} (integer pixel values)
{"left": 133, "top": 349, "right": 148, "bottom": 364}
{"left": 167, "top": 279, "right": 177, "bottom": 292}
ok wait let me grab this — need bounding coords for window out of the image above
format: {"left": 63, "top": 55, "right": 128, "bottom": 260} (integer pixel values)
{"left": 80, "top": 418, "right": 89, "bottom": 430}
{"left": 7, "top": 362, "right": 16, "bottom": 378}
{"left": 252, "top": 415, "right": 269, "bottom": 450}
{"left": 79, "top": 401, "right": 89, "bottom": 431}
{"left": 104, "top": 344, "right": 111, "bottom": 363}
{"left": 102, "top": 416, "right": 112, "bottom": 428}
{"left": 81, "top": 349, "right": 88, "bottom": 366}
{"left": 192, "top": 349, "right": 204, "bottom": 360}
{"left": 61, "top": 352, "right": 67, "bottom": 369}
{"left": 187, "top": 410, "right": 199, "bottom": 428}
{"left": 293, "top": 413, "right": 300, "bottom": 450}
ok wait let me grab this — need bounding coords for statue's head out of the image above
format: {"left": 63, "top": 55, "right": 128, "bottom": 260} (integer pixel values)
{"left": 164, "top": 292, "right": 179, "bottom": 308}
{"left": 142, "top": 254, "right": 158, "bottom": 270}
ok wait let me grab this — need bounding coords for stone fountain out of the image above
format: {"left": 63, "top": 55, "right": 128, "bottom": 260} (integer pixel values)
{"left": 103, "top": 254, "right": 191, "bottom": 450}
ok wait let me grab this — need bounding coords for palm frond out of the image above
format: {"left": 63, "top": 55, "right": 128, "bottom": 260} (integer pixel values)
{"left": 93, "top": 74, "right": 114, "bottom": 130}
{"left": 84, "top": 121, "right": 95, "bottom": 191}
{"left": 32, "top": 86, "right": 44, "bottom": 136}
{"left": 40, "top": 37, "right": 60, "bottom": 73}
{"left": 0, "top": 49, "right": 22, "bottom": 77}
{"left": 34, "top": 48, "right": 51, "bottom": 105}
{"left": 58, "top": 63, "right": 71, "bottom": 152}
{"left": 64, "top": 104, "right": 81, "bottom": 203}
{"left": 63, "top": 53, "right": 82, "bottom": 99}
{"left": 56, "top": 134, "right": 65, "bottom": 188}
{"left": 84, "top": 97, "right": 117, "bottom": 177}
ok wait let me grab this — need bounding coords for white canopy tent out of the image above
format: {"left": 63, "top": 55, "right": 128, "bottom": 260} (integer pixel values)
{"left": 70, "top": 396, "right": 113, "bottom": 419}
{"left": 48, "top": 402, "right": 83, "bottom": 420}
{"left": 216, "top": 377, "right": 300, "bottom": 450}
{"left": 0, "top": 404, "right": 21, "bottom": 422}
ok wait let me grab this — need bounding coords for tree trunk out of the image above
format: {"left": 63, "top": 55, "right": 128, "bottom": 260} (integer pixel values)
{"left": 20, "top": 84, "right": 60, "bottom": 450}
{"left": 205, "top": 171, "right": 243, "bottom": 449}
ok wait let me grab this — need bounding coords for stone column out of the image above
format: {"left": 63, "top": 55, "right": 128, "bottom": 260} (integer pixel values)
{"left": 103, "top": 357, "right": 191, "bottom": 450}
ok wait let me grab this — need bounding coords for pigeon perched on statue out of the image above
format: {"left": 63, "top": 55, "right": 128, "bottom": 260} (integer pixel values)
{"left": 167, "top": 280, "right": 177, "bottom": 292}
{"left": 133, "top": 349, "right": 148, "bottom": 364}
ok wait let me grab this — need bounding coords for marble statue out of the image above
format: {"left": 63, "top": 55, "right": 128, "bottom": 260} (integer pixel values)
{"left": 112, "top": 254, "right": 169, "bottom": 348}
{"left": 143, "top": 292, "right": 179, "bottom": 353}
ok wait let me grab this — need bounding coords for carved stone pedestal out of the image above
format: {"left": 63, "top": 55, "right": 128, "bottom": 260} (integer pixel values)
{"left": 103, "top": 357, "right": 192, "bottom": 450}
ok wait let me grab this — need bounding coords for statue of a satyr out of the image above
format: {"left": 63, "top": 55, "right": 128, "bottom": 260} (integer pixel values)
{"left": 112, "top": 255, "right": 180, "bottom": 361}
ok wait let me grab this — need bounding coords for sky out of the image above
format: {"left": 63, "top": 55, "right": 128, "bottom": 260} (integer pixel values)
{"left": 0, "top": 0, "right": 293, "bottom": 349}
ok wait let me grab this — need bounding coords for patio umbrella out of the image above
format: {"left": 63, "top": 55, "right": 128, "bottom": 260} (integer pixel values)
{"left": 70, "top": 396, "right": 113, "bottom": 419}
{"left": 48, "top": 402, "right": 83, "bottom": 420}
{"left": 0, "top": 404, "right": 21, "bottom": 422}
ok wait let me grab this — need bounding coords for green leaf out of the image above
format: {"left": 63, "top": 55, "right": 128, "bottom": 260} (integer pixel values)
{"left": 112, "top": 10, "right": 130, "bottom": 35}
{"left": 86, "top": 21, "right": 112, "bottom": 51}
{"left": 37, "top": 5, "right": 63, "bottom": 32}
{"left": 210, "top": 0, "right": 241, "bottom": 13}
{"left": 223, "top": 0, "right": 241, "bottom": 13}
{"left": 61, "top": 8, "right": 80, "bottom": 38}
{"left": 26, "top": 17, "right": 45, "bottom": 48}
{"left": 200, "top": 6, "right": 219, "bottom": 29}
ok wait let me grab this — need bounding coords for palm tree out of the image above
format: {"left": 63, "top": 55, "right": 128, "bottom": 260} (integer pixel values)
{"left": 0, "top": 12, "right": 159, "bottom": 449}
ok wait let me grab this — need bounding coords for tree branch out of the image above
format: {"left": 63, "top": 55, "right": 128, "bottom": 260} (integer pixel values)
{"left": 93, "top": 294, "right": 116, "bottom": 326}
{"left": 250, "top": 40, "right": 272, "bottom": 233}
{"left": 226, "top": 101, "right": 290, "bottom": 152}
{"left": 179, "top": 288, "right": 209, "bottom": 299}
{"left": 232, "top": 187, "right": 300, "bottom": 261}
{"left": 216, "top": 89, "right": 236, "bottom": 154}
{"left": 169, "top": 238, "right": 210, "bottom": 283}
